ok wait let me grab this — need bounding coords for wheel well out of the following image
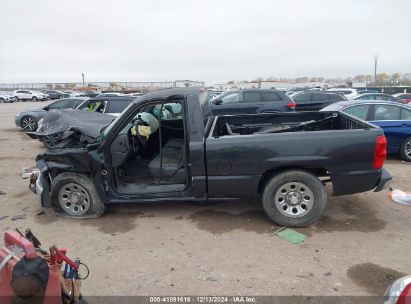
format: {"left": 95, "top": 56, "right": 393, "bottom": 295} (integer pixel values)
{"left": 401, "top": 136, "right": 411, "bottom": 146}
{"left": 257, "top": 166, "right": 329, "bottom": 194}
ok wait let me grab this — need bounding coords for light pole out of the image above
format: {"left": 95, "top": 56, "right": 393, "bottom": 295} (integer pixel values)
{"left": 373, "top": 55, "right": 378, "bottom": 86}
{"left": 82, "top": 73, "right": 85, "bottom": 87}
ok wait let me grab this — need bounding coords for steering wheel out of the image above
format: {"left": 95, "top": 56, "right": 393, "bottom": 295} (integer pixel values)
{"left": 131, "top": 119, "right": 148, "bottom": 149}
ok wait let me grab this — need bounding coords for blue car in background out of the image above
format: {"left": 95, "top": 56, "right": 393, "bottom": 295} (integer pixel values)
{"left": 322, "top": 101, "right": 411, "bottom": 161}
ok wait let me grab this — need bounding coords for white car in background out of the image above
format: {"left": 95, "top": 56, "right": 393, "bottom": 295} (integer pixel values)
{"left": 327, "top": 88, "right": 358, "bottom": 100}
{"left": 13, "top": 90, "right": 49, "bottom": 102}
{"left": 64, "top": 91, "right": 84, "bottom": 97}
{"left": 0, "top": 91, "right": 17, "bottom": 103}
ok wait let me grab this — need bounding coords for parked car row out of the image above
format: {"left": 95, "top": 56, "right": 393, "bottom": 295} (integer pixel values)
{"left": 211, "top": 88, "right": 410, "bottom": 114}
{"left": 2, "top": 89, "right": 149, "bottom": 103}
{"left": 209, "top": 88, "right": 411, "bottom": 161}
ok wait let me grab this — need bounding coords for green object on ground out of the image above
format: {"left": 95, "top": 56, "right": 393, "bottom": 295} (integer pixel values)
{"left": 275, "top": 228, "right": 306, "bottom": 244}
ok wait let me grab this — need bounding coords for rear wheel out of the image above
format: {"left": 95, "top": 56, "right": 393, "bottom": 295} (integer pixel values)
{"left": 32, "top": 96, "right": 38, "bottom": 102}
{"left": 0, "top": 98, "right": 4, "bottom": 103}
{"left": 51, "top": 173, "right": 105, "bottom": 218}
{"left": 21, "top": 116, "right": 38, "bottom": 131}
{"left": 262, "top": 170, "right": 327, "bottom": 227}
{"left": 400, "top": 137, "right": 411, "bottom": 162}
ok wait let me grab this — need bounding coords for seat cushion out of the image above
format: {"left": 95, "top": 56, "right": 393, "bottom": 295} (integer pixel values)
{"left": 149, "top": 138, "right": 184, "bottom": 177}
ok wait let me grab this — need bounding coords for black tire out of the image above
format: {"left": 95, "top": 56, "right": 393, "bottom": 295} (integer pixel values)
{"left": 51, "top": 173, "right": 105, "bottom": 218}
{"left": 0, "top": 98, "right": 4, "bottom": 103}
{"left": 262, "top": 170, "right": 327, "bottom": 227}
{"left": 15, "top": 96, "right": 19, "bottom": 102}
{"left": 20, "top": 115, "right": 38, "bottom": 131}
{"left": 400, "top": 137, "right": 411, "bottom": 162}
{"left": 32, "top": 96, "right": 38, "bottom": 102}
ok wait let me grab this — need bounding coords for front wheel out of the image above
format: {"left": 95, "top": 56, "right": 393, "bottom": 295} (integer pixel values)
{"left": 21, "top": 115, "right": 38, "bottom": 131}
{"left": 400, "top": 137, "right": 411, "bottom": 162}
{"left": 32, "top": 96, "right": 38, "bottom": 102}
{"left": 262, "top": 170, "right": 327, "bottom": 227}
{"left": 51, "top": 173, "right": 105, "bottom": 218}
{"left": 0, "top": 98, "right": 4, "bottom": 103}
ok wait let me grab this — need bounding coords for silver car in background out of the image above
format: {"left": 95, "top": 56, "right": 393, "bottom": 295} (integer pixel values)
{"left": 15, "top": 98, "right": 88, "bottom": 131}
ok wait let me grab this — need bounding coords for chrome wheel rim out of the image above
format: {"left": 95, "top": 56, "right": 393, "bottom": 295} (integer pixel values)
{"left": 405, "top": 140, "right": 411, "bottom": 158}
{"left": 22, "top": 117, "right": 36, "bottom": 131}
{"left": 274, "top": 182, "right": 314, "bottom": 218}
{"left": 58, "top": 183, "right": 91, "bottom": 216}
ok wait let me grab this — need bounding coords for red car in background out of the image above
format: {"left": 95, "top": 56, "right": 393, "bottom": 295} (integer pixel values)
{"left": 394, "top": 93, "right": 411, "bottom": 104}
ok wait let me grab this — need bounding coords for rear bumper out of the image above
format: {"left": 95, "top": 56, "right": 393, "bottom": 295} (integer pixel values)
{"left": 331, "top": 168, "right": 392, "bottom": 196}
{"left": 373, "top": 168, "right": 392, "bottom": 192}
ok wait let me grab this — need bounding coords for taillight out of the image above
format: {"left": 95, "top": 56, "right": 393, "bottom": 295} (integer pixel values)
{"left": 287, "top": 101, "right": 296, "bottom": 109}
{"left": 373, "top": 135, "right": 387, "bottom": 169}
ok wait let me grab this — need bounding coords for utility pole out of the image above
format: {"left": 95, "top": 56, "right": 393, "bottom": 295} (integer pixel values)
{"left": 82, "top": 72, "right": 85, "bottom": 87}
{"left": 373, "top": 55, "right": 378, "bottom": 86}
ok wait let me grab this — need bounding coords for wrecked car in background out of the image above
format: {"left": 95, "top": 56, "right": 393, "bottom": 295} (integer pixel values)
{"left": 15, "top": 98, "right": 88, "bottom": 131}
{"left": 30, "top": 87, "right": 391, "bottom": 227}
{"left": 27, "top": 96, "right": 135, "bottom": 146}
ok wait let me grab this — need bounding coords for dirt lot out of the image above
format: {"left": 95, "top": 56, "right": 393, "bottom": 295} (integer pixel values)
{"left": 0, "top": 101, "right": 410, "bottom": 297}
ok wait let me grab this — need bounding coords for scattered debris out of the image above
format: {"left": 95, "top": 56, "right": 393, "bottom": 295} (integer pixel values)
{"left": 21, "top": 167, "right": 39, "bottom": 179}
{"left": 324, "top": 272, "right": 332, "bottom": 276}
{"left": 0, "top": 216, "right": 8, "bottom": 220}
{"left": 273, "top": 227, "right": 306, "bottom": 244}
{"left": 0, "top": 190, "right": 6, "bottom": 195}
{"left": 390, "top": 189, "right": 411, "bottom": 206}
{"left": 206, "top": 276, "right": 218, "bottom": 282}
{"left": 36, "top": 211, "right": 46, "bottom": 216}
{"left": 11, "top": 214, "right": 27, "bottom": 221}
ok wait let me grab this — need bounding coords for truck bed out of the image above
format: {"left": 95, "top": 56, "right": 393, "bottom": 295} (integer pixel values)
{"left": 211, "top": 112, "right": 373, "bottom": 137}
{"left": 206, "top": 111, "right": 384, "bottom": 198}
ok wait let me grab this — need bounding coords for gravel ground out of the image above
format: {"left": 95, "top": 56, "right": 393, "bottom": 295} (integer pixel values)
{"left": 0, "top": 101, "right": 410, "bottom": 297}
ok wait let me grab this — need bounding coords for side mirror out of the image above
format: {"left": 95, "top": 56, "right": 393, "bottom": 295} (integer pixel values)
{"left": 214, "top": 99, "right": 222, "bottom": 105}
{"left": 43, "top": 106, "right": 49, "bottom": 111}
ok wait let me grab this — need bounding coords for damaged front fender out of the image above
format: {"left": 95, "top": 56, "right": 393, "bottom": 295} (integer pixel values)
{"left": 33, "top": 144, "right": 104, "bottom": 209}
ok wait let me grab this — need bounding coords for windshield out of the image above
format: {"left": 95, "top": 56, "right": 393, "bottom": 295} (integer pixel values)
{"left": 99, "top": 102, "right": 134, "bottom": 139}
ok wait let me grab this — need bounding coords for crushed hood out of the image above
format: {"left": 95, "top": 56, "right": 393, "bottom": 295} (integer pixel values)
{"left": 30, "top": 109, "right": 114, "bottom": 138}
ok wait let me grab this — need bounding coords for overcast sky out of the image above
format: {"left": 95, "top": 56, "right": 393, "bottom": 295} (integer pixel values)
{"left": 0, "top": 0, "right": 410, "bottom": 84}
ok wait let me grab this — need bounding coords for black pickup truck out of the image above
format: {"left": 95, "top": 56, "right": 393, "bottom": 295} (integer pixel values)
{"left": 30, "top": 87, "right": 391, "bottom": 227}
